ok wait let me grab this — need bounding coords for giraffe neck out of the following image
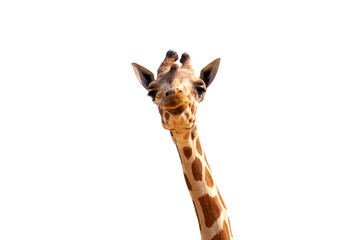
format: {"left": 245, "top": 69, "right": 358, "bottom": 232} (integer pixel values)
{"left": 170, "top": 126, "right": 233, "bottom": 240}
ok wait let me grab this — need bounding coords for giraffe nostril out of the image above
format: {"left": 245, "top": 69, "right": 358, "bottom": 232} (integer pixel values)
{"left": 165, "top": 90, "right": 172, "bottom": 96}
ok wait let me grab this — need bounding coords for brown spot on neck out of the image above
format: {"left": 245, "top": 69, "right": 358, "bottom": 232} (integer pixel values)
{"left": 198, "top": 194, "right": 222, "bottom": 228}
{"left": 184, "top": 173, "right": 192, "bottom": 191}
{"left": 196, "top": 138, "right": 202, "bottom": 155}
{"left": 204, "top": 154, "right": 211, "bottom": 171}
{"left": 217, "top": 187, "right": 227, "bottom": 209}
{"left": 183, "top": 132, "right": 190, "bottom": 140}
{"left": 191, "top": 157, "right": 203, "bottom": 181}
{"left": 183, "top": 146, "right": 192, "bottom": 159}
{"left": 228, "top": 217, "right": 233, "bottom": 238}
{"left": 191, "top": 128, "right": 196, "bottom": 140}
{"left": 205, "top": 167, "right": 214, "bottom": 188}
{"left": 211, "top": 220, "right": 230, "bottom": 240}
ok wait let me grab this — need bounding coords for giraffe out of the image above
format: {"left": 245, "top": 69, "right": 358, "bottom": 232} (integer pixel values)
{"left": 132, "top": 50, "right": 233, "bottom": 240}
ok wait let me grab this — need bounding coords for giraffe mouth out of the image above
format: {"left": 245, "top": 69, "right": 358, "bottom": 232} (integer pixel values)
{"left": 161, "top": 93, "right": 189, "bottom": 115}
{"left": 163, "top": 102, "right": 188, "bottom": 115}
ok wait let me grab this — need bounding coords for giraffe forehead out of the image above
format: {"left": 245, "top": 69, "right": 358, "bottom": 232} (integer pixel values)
{"left": 156, "top": 69, "right": 196, "bottom": 89}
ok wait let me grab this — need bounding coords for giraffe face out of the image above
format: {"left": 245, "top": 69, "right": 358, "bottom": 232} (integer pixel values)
{"left": 132, "top": 50, "right": 220, "bottom": 130}
{"left": 148, "top": 66, "right": 205, "bottom": 130}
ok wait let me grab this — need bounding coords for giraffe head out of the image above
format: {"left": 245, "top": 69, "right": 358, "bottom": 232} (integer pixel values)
{"left": 132, "top": 50, "right": 220, "bottom": 130}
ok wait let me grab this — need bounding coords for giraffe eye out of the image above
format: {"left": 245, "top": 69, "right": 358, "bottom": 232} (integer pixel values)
{"left": 196, "top": 87, "right": 206, "bottom": 98}
{"left": 147, "top": 90, "right": 157, "bottom": 101}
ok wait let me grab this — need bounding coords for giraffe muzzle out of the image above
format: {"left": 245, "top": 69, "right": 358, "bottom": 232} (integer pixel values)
{"left": 161, "top": 93, "right": 189, "bottom": 115}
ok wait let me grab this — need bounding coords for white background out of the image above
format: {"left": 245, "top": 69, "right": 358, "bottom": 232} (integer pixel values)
{"left": 1, "top": 0, "right": 359, "bottom": 239}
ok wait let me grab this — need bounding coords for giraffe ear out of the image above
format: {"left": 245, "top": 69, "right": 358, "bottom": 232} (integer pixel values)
{"left": 199, "top": 58, "right": 221, "bottom": 88}
{"left": 131, "top": 63, "right": 155, "bottom": 90}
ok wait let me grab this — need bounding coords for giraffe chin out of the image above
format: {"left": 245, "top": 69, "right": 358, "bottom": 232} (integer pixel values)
{"left": 163, "top": 103, "right": 188, "bottom": 115}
